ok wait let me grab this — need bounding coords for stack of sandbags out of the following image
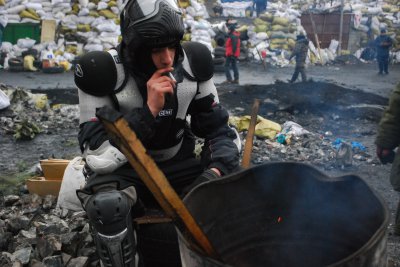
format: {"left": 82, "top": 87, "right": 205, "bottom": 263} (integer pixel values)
{"left": 220, "top": 1, "right": 254, "bottom": 18}
{"left": 181, "top": 0, "right": 215, "bottom": 52}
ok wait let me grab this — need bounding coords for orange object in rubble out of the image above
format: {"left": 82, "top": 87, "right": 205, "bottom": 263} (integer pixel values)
{"left": 26, "top": 159, "right": 70, "bottom": 196}
{"left": 40, "top": 159, "right": 70, "bottom": 180}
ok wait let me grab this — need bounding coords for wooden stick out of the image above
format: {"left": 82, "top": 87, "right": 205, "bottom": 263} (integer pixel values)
{"left": 309, "top": 12, "right": 324, "bottom": 64}
{"left": 241, "top": 99, "right": 260, "bottom": 168}
{"left": 96, "top": 106, "right": 218, "bottom": 259}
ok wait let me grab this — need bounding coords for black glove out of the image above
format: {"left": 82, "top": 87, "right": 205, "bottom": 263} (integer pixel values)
{"left": 182, "top": 169, "right": 220, "bottom": 197}
{"left": 376, "top": 146, "right": 395, "bottom": 164}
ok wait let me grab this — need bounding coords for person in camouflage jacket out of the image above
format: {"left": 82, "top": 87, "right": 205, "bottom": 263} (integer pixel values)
{"left": 376, "top": 82, "right": 400, "bottom": 235}
{"left": 288, "top": 34, "right": 309, "bottom": 83}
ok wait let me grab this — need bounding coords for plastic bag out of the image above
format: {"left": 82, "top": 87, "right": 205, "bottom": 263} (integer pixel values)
{"left": 56, "top": 157, "right": 86, "bottom": 213}
{"left": 0, "top": 89, "right": 10, "bottom": 110}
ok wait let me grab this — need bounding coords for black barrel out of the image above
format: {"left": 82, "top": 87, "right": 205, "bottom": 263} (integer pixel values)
{"left": 179, "top": 162, "right": 389, "bottom": 267}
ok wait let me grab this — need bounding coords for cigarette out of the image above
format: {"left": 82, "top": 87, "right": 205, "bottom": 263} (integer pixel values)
{"left": 168, "top": 72, "right": 176, "bottom": 82}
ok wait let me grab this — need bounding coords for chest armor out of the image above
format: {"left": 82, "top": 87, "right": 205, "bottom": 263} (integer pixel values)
{"left": 112, "top": 50, "right": 198, "bottom": 161}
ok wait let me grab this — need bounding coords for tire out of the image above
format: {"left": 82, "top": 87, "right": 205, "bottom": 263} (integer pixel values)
{"left": 213, "top": 47, "right": 226, "bottom": 57}
{"left": 213, "top": 64, "right": 225, "bottom": 73}
{"left": 8, "top": 58, "right": 23, "bottom": 67}
{"left": 213, "top": 57, "right": 225, "bottom": 65}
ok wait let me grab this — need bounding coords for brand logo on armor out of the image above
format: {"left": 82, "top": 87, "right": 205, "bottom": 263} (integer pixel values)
{"left": 113, "top": 55, "right": 121, "bottom": 64}
{"left": 158, "top": 109, "right": 173, "bottom": 117}
{"left": 75, "top": 64, "right": 84, "bottom": 77}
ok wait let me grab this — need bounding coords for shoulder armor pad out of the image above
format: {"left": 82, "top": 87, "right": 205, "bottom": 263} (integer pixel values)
{"left": 74, "top": 50, "right": 119, "bottom": 96}
{"left": 182, "top": 42, "right": 213, "bottom": 82}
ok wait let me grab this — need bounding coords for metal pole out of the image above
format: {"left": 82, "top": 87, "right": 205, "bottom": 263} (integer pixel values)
{"left": 338, "top": 0, "right": 344, "bottom": 55}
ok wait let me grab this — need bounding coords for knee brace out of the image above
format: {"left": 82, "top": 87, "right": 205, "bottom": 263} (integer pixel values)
{"left": 85, "top": 190, "right": 139, "bottom": 267}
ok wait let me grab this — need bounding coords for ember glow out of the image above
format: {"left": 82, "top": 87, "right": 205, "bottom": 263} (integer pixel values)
{"left": 277, "top": 216, "right": 282, "bottom": 223}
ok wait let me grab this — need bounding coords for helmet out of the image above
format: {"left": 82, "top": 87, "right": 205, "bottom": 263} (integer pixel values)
{"left": 121, "top": 0, "right": 185, "bottom": 51}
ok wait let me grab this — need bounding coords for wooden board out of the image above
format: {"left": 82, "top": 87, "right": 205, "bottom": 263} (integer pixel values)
{"left": 40, "top": 20, "right": 57, "bottom": 43}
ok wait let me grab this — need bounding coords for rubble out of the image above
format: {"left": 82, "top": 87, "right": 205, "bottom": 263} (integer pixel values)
{"left": 0, "top": 83, "right": 79, "bottom": 139}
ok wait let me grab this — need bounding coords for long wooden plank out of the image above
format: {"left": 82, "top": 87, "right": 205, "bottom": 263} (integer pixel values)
{"left": 241, "top": 99, "right": 260, "bottom": 168}
{"left": 96, "top": 106, "right": 218, "bottom": 259}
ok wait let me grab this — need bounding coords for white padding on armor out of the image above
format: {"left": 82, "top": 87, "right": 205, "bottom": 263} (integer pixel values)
{"left": 231, "top": 127, "right": 242, "bottom": 152}
{"left": 195, "top": 79, "right": 219, "bottom": 103}
{"left": 85, "top": 141, "right": 128, "bottom": 174}
{"left": 107, "top": 49, "right": 126, "bottom": 90}
{"left": 79, "top": 89, "right": 114, "bottom": 123}
{"left": 182, "top": 49, "right": 194, "bottom": 79}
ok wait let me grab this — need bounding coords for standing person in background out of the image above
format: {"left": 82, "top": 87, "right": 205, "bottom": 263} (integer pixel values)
{"left": 374, "top": 29, "right": 393, "bottom": 75}
{"left": 288, "top": 34, "right": 309, "bottom": 83}
{"left": 222, "top": 19, "right": 240, "bottom": 84}
{"left": 253, "top": 0, "right": 267, "bottom": 17}
{"left": 375, "top": 82, "right": 400, "bottom": 236}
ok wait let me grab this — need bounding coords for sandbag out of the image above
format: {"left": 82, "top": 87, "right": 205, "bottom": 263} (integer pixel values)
{"left": 56, "top": 157, "right": 86, "bottom": 213}
{"left": 23, "top": 55, "right": 38, "bottom": 71}
{"left": 0, "top": 89, "right": 10, "bottom": 110}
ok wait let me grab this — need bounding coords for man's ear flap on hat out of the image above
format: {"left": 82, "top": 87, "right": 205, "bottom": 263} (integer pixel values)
{"left": 74, "top": 51, "right": 118, "bottom": 97}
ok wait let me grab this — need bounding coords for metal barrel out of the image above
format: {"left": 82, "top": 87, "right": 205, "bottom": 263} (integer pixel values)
{"left": 179, "top": 162, "right": 389, "bottom": 267}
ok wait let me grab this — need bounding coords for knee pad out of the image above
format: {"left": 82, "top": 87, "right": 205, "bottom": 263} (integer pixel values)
{"left": 86, "top": 190, "right": 139, "bottom": 267}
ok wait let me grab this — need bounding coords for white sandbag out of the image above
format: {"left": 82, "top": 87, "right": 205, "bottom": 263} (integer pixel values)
{"left": 328, "top": 39, "right": 339, "bottom": 53}
{"left": 96, "top": 21, "right": 119, "bottom": 32}
{"left": 35, "top": 9, "right": 46, "bottom": 18}
{"left": 97, "top": 1, "right": 108, "bottom": 10}
{"left": 51, "top": 0, "right": 65, "bottom": 6}
{"left": 0, "top": 42, "right": 13, "bottom": 53}
{"left": 87, "top": 2, "right": 96, "bottom": 10}
{"left": 56, "top": 157, "right": 85, "bottom": 213}
{"left": 256, "top": 32, "right": 268, "bottom": 40}
{"left": 110, "top": 6, "right": 119, "bottom": 14}
{"left": 366, "top": 6, "right": 383, "bottom": 15}
{"left": 21, "top": 18, "right": 41, "bottom": 24}
{"left": 78, "top": 7, "right": 89, "bottom": 16}
{"left": 84, "top": 43, "right": 104, "bottom": 52}
{"left": 42, "top": 2, "right": 52, "bottom": 8}
{"left": 0, "top": 14, "right": 7, "bottom": 28}
{"left": 79, "top": 0, "right": 88, "bottom": 8}
{"left": 77, "top": 15, "right": 95, "bottom": 24}
{"left": 5, "top": 0, "right": 22, "bottom": 8}
{"left": 99, "top": 31, "right": 120, "bottom": 38}
{"left": 25, "top": 2, "right": 43, "bottom": 10}
{"left": 17, "top": 38, "right": 36, "bottom": 49}
{"left": 6, "top": 4, "right": 25, "bottom": 14}
{"left": 357, "top": 24, "right": 370, "bottom": 32}
{"left": 0, "top": 89, "right": 10, "bottom": 110}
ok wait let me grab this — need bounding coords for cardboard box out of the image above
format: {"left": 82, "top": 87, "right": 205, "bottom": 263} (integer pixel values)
{"left": 26, "top": 177, "right": 62, "bottom": 196}
{"left": 40, "top": 159, "right": 70, "bottom": 180}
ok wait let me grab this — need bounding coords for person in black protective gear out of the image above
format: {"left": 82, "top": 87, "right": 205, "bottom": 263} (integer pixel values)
{"left": 374, "top": 29, "right": 393, "bottom": 75}
{"left": 73, "top": 0, "right": 241, "bottom": 266}
{"left": 288, "top": 34, "right": 309, "bottom": 83}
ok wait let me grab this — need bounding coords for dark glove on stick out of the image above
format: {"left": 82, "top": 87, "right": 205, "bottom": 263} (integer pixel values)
{"left": 182, "top": 169, "right": 220, "bottom": 197}
{"left": 376, "top": 146, "right": 395, "bottom": 164}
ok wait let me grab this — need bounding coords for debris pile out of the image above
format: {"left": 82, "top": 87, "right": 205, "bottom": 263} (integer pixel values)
{"left": 230, "top": 116, "right": 377, "bottom": 170}
{"left": 0, "top": 84, "right": 79, "bottom": 139}
{"left": 0, "top": 194, "right": 97, "bottom": 267}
